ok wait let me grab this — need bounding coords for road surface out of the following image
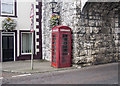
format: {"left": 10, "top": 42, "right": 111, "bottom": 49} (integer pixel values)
{"left": 2, "top": 63, "right": 119, "bottom": 84}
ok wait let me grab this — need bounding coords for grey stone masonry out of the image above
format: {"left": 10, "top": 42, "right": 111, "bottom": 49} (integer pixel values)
{"left": 73, "top": 2, "right": 120, "bottom": 65}
{"left": 42, "top": 0, "right": 81, "bottom": 61}
{"left": 42, "top": 1, "right": 120, "bottom": 65}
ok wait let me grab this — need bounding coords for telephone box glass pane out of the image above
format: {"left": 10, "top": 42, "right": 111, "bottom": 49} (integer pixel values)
{"left": 53, "top": 56, "right": 56, "bottom": 59}
{"left": 62, "top": 57, "right": 65, "bottom": 59}
{"left": 53, "top": 49, "right": 56, "bottom": 52}
{"left": 53, "top": 45, "right": 56, "bottom": 48}
{"left": 53, "top": 52, "right": 56, "bottom": 55}
{"left": 53, "top": 34, "right": 56, "bottom": 37}
{"left": 53, "top": 60, "right": 56, "bottom": 63}
{"left": 62, "top": 45, "right": 67, "bottom": 48}
{"left": 53, "top": 38, "right": 56, "bottom": 41}
{"left": 62, "top": 34, "right": 68, "bottom": 37}
{"left": 53, "top": 42, "right": 56, "bottom": 44}
{"left": 62, "top": 49, "right": 68, "bottom": 52}
{"left": 63, "top": 42, "right": 67, "bottom": 44}
{"left": 63, "top": 38, "right": 68, "bottom": 41}
{"left": 62, "top": 60, "right": 66, "bottom": 63}
{"left": 62, "top": 53, "right": 68, "bottom": 55}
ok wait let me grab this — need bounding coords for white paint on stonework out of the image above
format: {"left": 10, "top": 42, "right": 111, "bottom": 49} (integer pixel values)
{"left": 36, "top": 9, "right": 39, "bottom": 12}
{"left": 36, "top": 15, "right": 39, "bottom": 19}
{"left": 36, "top": 2, "right": 39, "bottom": 5}
{"left": 81, "top": 0, "right": 88, "bottom": 10}
{"left": 36, "top": 22, "right": 39, "bottom": 25}
{"left": 36, "top": 35, "right": 39, "bottom": 39}
{"left": 36, "top": 49, "right": 39, "bottom": 52}
{"left": 36, "top": 41, "right": 39, "bottom": 45}
{"left": 36, "top": 29, "right": 39, "bottom": 32}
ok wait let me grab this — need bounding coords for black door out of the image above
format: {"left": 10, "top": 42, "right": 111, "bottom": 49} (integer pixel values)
{"left": 2, "top": 36, "right": 14, "bottom": 62}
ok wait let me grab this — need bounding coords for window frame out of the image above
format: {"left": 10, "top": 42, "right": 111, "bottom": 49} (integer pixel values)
{"left": 21, "top": 32, "right": 32, "bottom": 55}
{"left": 0, "top": 0, "right": 17, "bottom": 17}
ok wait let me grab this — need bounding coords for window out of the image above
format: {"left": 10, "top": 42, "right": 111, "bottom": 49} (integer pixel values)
{"left": 21, "top": 33, "right": 32, "bottom": 54}
{"left": 0, "top": 0, "right": 17, "bottom": 17}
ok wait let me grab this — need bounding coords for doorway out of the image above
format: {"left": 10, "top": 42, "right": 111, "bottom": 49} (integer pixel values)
{"left": 2, "top": 33, "right": 14, "bottom": 62}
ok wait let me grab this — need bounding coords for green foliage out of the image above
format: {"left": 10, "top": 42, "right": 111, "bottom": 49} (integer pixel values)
{"left": 2, "top": 17, "right": 17, "bottom": 31}
{"left": 50, "top": 13, "right": 60, "bottom": 29}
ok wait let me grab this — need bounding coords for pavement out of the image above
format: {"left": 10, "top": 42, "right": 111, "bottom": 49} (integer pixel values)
{"left": 2, "top": 60, "right": 76, "bottom": 74}
{"left": 2, "top": 62, "right": 118, "bottom": 84}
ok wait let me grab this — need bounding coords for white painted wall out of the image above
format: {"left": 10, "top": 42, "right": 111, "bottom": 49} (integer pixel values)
{"left": 81, "top": 0, "right": 88, "bottom": 10}
{"left": 0, "top": 0, "right": 37, "bottom": 58}
{"left": 0, "top": 0, "right": 36, "bottom": 30}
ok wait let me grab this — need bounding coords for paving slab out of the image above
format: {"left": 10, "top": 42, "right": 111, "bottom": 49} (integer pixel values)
{"left": 2, "top": 60, "right": 76, "bottom": 74}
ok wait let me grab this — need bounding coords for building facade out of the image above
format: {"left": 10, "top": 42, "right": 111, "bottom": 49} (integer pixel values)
{"left": 0, "top": 0, "right": 42, "bottom": 62}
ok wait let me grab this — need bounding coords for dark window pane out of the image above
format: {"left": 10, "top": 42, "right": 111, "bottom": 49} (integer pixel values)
{"left": 63, "top": 42, "right": 67, "bottom": 44}
{"left": 9, "top": 37, "right": 13, "bottom": 49}
{"left": 53, "top": 45, "right": 56, "bottom": 48}
{"left": 63, "top": 38, "right": 68, "bottom": 41}
{"left": 53, "top": 53, "right": 56, "bottom": 55}
{"left": 62, "top": 45, "right": 67, "bottom": 48}
{"left": 62, "top": 34, "right": 68, "bottom": 37}
{"left": 62, "top": 57, "right": 65, "bottom": 59}
{"left": 53, "top": 34, "right": 56, "bottom": 37}
{"left": 62, "top": 60, "right": 66, "bottom": 63}
{"left": 53, "top": 49, "right": 56, "bottom": 52}
{"left": 62, "top": 53, "right": 68, "bottom": 55}
{"left": 2, "top": 37, "right": 8, "bottom": 49}
{"left": 53, "top": 56, "right": 56, "bottom": 59}
{"left": 53, "top": 38, "right": 56, "bottom": 41}
{"left": 53, "top": 42, "right": 56, "bottom": 44}
{"left": 62, "top": 49, "right": 68, "bottom": 52}
{"left": 53, "top": 60, "right": 56, "bottom": 63}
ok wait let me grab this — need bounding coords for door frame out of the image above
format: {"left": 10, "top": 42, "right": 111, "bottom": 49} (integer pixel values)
{"left": 1, "top": 32, "right": 15, "bottom": 62}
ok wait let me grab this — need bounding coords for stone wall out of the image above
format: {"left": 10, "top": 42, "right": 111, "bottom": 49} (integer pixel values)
{"left": 42, "top": 0, "right": 52, "bottom": 61}
{"left": 73, "top": 2, "right": 119, "bottom": 65}
{"left": 42, "top": 0, "right": 81, "bottom": 61}
{"left": 42, "top": 1, "right": 119, "bottom": 65}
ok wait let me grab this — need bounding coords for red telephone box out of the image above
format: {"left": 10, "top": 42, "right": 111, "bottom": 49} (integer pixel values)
{"left": 51, "top": 25, "right": 71, "bottom": 68}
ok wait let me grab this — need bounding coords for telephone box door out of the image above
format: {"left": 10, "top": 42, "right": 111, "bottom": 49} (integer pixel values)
{"left": 60, "top": 32, "right": 71, "bottom": 67}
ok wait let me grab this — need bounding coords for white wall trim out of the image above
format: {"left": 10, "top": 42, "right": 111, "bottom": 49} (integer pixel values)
{"left": 17, "top": 30, "right": 19, "bottom": 57}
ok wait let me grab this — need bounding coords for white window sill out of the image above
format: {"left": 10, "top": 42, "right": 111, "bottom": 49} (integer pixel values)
{"left": 21, "top": 53, "right": 32, "bottom": 55}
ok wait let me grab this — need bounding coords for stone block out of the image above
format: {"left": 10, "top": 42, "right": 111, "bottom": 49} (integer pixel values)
{"left": 93, "top": 27, "right": 99, "bottom": 34}
{"left": 80, "top": 50, "right": 88, "bottom": 56}
{"left": 73, "top": 56, "right": 87, "bottom": 64}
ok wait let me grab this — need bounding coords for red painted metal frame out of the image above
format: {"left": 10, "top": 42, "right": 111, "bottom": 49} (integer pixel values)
{"left": 51, "top": 25, "right": 71, "bottom": 68}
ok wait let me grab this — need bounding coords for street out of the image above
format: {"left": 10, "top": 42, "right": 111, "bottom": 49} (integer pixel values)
{"left": 2, "top": 63, "right": 118, "bottom": 84}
